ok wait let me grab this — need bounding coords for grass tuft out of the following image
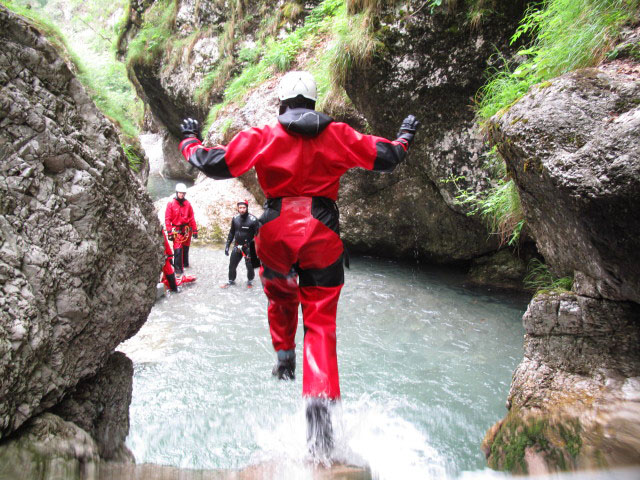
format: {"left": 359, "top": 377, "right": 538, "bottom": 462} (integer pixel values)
{"left": 524, "top": 258, "right": 573, "bottom": 295}
{"left": 126, "top": 0, "right": 178, "bottom": 69}
{"left": 477, "top": 0, "right": 640, "bottom": 120}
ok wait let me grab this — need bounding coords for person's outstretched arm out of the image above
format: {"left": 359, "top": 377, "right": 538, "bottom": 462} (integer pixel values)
{"left": 334, "top": 114, "right": 421, "bottom": 173}
{"left": 177, "top": 118, "right": 267, "bottom": 179}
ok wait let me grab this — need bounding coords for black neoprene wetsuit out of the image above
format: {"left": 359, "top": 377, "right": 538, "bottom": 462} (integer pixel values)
{"left": 226, "top": 212, "right": 259, "bottom": 282}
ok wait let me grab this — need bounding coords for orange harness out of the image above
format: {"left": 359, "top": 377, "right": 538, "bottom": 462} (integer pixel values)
{"left": 171, "top": 225, "right": 191, "bottom": 247}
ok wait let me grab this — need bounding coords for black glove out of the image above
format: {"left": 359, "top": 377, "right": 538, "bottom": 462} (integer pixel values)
{"left": 192, "top": 232, "right": 198, "bottom": 239}
{"left": 168, "top": 234, "right": 174, "bottom": 241}
{"left": 180, "top": 118, "right": 202, "bottom": 141}
{"left": 396, "top": 114, "right": 421, "bottom": 146}
{"left": 225, "top": 245, "right": 230, "bottom": 256}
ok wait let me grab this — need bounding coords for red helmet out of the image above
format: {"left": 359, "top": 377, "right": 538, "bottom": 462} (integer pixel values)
{"left": 237, "top": 199, "right": 248, "bottom": 207}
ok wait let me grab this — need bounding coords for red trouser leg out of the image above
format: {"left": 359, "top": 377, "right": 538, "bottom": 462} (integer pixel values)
{"left": 300, "top": 285, "right": 343, "bottom": 400}
{"left": 260, "top": 266, "right": 299, "bottom": 352}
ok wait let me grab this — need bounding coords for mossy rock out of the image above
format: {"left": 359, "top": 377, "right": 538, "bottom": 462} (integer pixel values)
{"left": 485, "top": 410, "right": 582, "bottom": 474}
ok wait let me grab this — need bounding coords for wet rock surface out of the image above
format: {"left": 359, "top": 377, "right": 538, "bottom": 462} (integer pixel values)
{"left": 484, "top": 58, "right": 640, "bottom": 472}
{"left": 52, "top": 352, "right": 135, "bottom": 462}
{"left": 0, "top": 5, "right": 162, "bottom": 444}
{"left": 489, "top": 62, "right": 640, "bottom": 303}
{"left": 0, "top": 412, "right": 100, "bottom": 479}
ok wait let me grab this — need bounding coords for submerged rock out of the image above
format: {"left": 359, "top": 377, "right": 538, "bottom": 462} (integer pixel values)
{"left": 0, "top": 5, "right": 162, "bottom": 444}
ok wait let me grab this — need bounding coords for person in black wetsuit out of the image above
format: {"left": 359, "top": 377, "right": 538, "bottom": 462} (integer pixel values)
{"left": 222, "top": 200, "right": 259, "bottom": 288}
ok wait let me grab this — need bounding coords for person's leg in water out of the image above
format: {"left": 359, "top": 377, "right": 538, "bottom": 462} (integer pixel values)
{"left": 298, "top": 255, "right": 344, "bottom": 459}
{"left": 244, "top": 245, "right": 255, "bottom": 287}
{"left": 222, "top": 246, "right": 242, "bottom": 288}
{"left": 260, "top": 265, "right": 299, "bottom": 379}
{"left": 183, "top": 245, "right": 190, "bottom": 268}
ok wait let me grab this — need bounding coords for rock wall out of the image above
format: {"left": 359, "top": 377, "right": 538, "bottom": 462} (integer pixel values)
{"left": 117, "top": 0, "right": 533, "bottom": 264}
{"left": 483, "top": 58, "right": 640, "bottom": 472}
{"left": 0, "top": 4, "right": 162, "bottom": 453}
{"left": 52, "top": 352, "right": 135, "bottom": 462}
{"left": 340, "top": 0, "right": 530, "bottom": 261}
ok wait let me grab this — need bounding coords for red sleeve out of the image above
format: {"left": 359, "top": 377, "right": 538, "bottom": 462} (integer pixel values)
{"left": 179, "top": 125, "right": 271, "bottom": 179}
{"left": 165, "top": 202, "right": 173, "bottom": 232}
{"left": 329, "top": 122, "right": 409, "bottom": 172}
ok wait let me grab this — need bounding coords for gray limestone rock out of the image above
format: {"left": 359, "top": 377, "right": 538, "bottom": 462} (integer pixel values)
{"left": 489, "top": 62, "right": 640, "bottom": 303}
{"left": 0, "top": 412, "right": 99, "bottom": 479}
{"left": 161, "top": 130, "right": 198, "bottom": 181}
{"left": 340, "top": 1, "right": 531, "bottom": 261}
{"left": 483, "top": 49, "right": 640, "bottom": 473}
{"left": 0, "top": 6, "right": 163, "bottom": 440}
{"left": 484, "top": 292, "right": 640, "bottom": 472}
{"left": 52, "top": 352, "right": 135, "bottom": 462}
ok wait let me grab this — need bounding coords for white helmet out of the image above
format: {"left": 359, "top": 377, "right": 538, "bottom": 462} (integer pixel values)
{"left": 277, "top": 71, "right": 317, "bottom": 102}
{"left": 175, "top": 183, "right": 187, "bottom": 193}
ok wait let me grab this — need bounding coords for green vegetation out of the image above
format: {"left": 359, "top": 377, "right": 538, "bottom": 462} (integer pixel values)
{"left": 468, "top": 0, "right": 639, "bottom": 254}
{"left": 524, "top": 258, "right": 573, "bottom": 294}
{"left": 477, "top": 0, "right": 640, "bottom": 120}
{"left": 125, "top": 0, "right": 178, "bottom": 69}
{"left": 489, "top": 413, "right": 582, "bottom": 473}
{"left": 122, "top": 144, "right": 142, "bottom": 172}
{"left": 202, "top": 0, "right": 345, "bottom": 132}
{"left": 2, "top": 0, "right": 144, "bottom": 168}
{"left": 442, "top": 147, "right": 525, "bottom": 247}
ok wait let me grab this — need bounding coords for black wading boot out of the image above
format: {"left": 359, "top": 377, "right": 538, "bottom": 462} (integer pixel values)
{"left": 306, "top": 397, "right": 333, "bottom": 459}
{"left": 271, "top": 349, "right": 295, "bottom": 380}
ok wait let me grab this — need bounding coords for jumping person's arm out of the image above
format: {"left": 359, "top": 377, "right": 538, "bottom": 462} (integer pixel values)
{"left": 178, "top": 118, "right": 269, "bottom": 179}
{"left": 332, "top": 115, "right": 421, "bottom": 173}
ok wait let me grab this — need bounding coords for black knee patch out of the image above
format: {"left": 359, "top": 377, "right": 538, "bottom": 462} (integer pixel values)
{"left": 261, "top": 264, "right": 297, "bottom": 280}
{"left": 298, "top": 255, "right": 344, "bottom": 288}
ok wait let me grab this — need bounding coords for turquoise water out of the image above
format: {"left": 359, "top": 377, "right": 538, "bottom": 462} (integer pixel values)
{"left": 119, "top": 246, "right": 527, "bottom": 479}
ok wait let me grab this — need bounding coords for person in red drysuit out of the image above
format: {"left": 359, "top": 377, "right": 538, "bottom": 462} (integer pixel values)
{"left": 162, "top": 229, "right": 178, "bottom": 292}
{"left": 161, "top": 229, "right": 196, "bottom": 292}
{"left": 165, "top": 183, "right": 198, "bottom": 275}
{"left": 177, "top": 71, "right": 420, "bottom": 457}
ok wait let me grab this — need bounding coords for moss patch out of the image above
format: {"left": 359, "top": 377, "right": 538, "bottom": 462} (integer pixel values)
{"left": 488, "top": 410, "right": 583, "bottom": 474}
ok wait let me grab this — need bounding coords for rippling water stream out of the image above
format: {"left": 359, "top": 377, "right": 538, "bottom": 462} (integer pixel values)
{"left": 118, "top": 246, "right": 529, "bottom": 479}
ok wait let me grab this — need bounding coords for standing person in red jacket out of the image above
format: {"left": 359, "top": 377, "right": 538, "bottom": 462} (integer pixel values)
{"left": 178, "top": 71, "right": 419, "bottom": 457}
{"left": 165, "top": 183, "right": 198, "bottom": 276}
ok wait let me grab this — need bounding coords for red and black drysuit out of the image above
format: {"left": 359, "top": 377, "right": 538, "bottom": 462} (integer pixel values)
{"left": 165, "top": 196, "right": 197, "bottom": 274}
{"left": 161, "top": 230, "right": 197, "bottom": 291}
{"left": 225, "top": 212, "right": 260, "bottom": 283}
{"left": 179, "top": 108, "right": 410, "bottom": 400}
{"left": 162, "top": 229, "right": 178, "bottom": 292}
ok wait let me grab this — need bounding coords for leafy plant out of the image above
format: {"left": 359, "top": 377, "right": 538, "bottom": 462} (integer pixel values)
{"left": 523, "top": 258, "right": 573, "bottom": 294}
{"left": 457, "top": 177, "right": 525, "bottom": 247}
{"left": 122, "top": 143, "right": 142, "bottom": 171}
{"left": 126, "top": 0, "right": 178, "bottom": 68}
{"left": 477, "top": 0, "right": 640, "bottom": 120}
